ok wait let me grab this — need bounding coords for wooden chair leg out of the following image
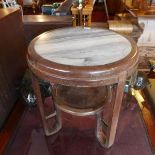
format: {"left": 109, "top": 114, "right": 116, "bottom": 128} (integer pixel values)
{"left": 31, "top": 73, "right": 62, "bottom": 136}
{"left": 72, "top": 15, "right": 77, "bottom": 27}
{"left": 88, "top": 14, "right": 91, "bottom": 27}
{"left": 103, "top": 0, "right": 109, "bottom": 20}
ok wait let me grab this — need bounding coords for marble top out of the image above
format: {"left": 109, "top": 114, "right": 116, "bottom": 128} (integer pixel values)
{"left": 34, "top": 27, "right": 132, "bottom": 66}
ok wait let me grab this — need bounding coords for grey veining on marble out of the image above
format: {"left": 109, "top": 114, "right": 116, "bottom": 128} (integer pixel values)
{"left": 34, "top": 27, "right": 132, "bottom": 66}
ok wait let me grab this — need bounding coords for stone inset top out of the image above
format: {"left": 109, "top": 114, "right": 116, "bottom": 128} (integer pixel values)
{"left": 34, "top": 27, "right": 132, "bottom": 66}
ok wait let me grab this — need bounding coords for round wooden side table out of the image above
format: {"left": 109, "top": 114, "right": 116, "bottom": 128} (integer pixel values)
{"left": 27, "top": 27, "right": 139, "bottom": 148}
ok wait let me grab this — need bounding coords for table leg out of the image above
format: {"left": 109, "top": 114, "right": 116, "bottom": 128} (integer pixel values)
{"left": 96, "top": 72, "right": 127, "bottom": 148}
{"left": 31, "top": 73, "right": 62, "bottom": 136}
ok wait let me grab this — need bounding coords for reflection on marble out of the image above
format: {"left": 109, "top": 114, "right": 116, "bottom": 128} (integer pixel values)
{"left": 34, "top": 27, "right": 132, "bottom": 66}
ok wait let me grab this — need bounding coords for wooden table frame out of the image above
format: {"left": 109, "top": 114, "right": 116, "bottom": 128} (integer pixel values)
{"left": 27, "top": 31, "right": 139, "bottom": 148}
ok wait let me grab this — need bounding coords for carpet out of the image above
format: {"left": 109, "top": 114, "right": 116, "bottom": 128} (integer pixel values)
{"left": 138, "top": 47, "right": 155, "bottom": 71}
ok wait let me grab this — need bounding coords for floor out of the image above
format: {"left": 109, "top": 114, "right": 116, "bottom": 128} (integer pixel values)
{"left": 5, "top": 97, "right": 154, "bottom": 155}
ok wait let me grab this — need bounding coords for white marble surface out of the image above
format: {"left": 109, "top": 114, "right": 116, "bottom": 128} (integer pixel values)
{"left": 34, "top": 27, "right": 132, "bottom": 66}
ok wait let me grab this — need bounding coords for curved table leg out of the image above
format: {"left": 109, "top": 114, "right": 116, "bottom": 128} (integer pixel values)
{"left": 31, "top": 73, "right": 62, "bottom": 136}
{"left": 96, "top": 72, "right": 127, "bottom": 148}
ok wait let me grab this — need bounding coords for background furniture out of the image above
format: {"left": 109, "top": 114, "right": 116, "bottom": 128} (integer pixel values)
{"left": 71, "top": 4, "right": 93, "bottom": 27}
{"left": 124, "top": 1, "right": 155, "bottom": 46}
{"left": 115, "top": 2, "right": 155, "bottom": 71}
{"left": 0, "top": 8, "right": 27, "bottom": 128}
{"left": 23, "top": 15, "right": 73, "bottom": 43}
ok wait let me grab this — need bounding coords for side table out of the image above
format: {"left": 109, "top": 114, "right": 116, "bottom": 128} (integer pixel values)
{"left": 27, "top": 27, "right": 139, "bottom": 148}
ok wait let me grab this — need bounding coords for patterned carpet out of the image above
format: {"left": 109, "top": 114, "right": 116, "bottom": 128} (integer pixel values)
{"left": 138, "top": 46, "right": 155, "bottom": 70}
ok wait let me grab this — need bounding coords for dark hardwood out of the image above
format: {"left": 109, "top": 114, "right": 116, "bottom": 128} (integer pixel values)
{"left": 23, "top": 15, "right": 73, "bottom": 43}
{"left": 0, "top": 8, "right": 27, "bottom": 128}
